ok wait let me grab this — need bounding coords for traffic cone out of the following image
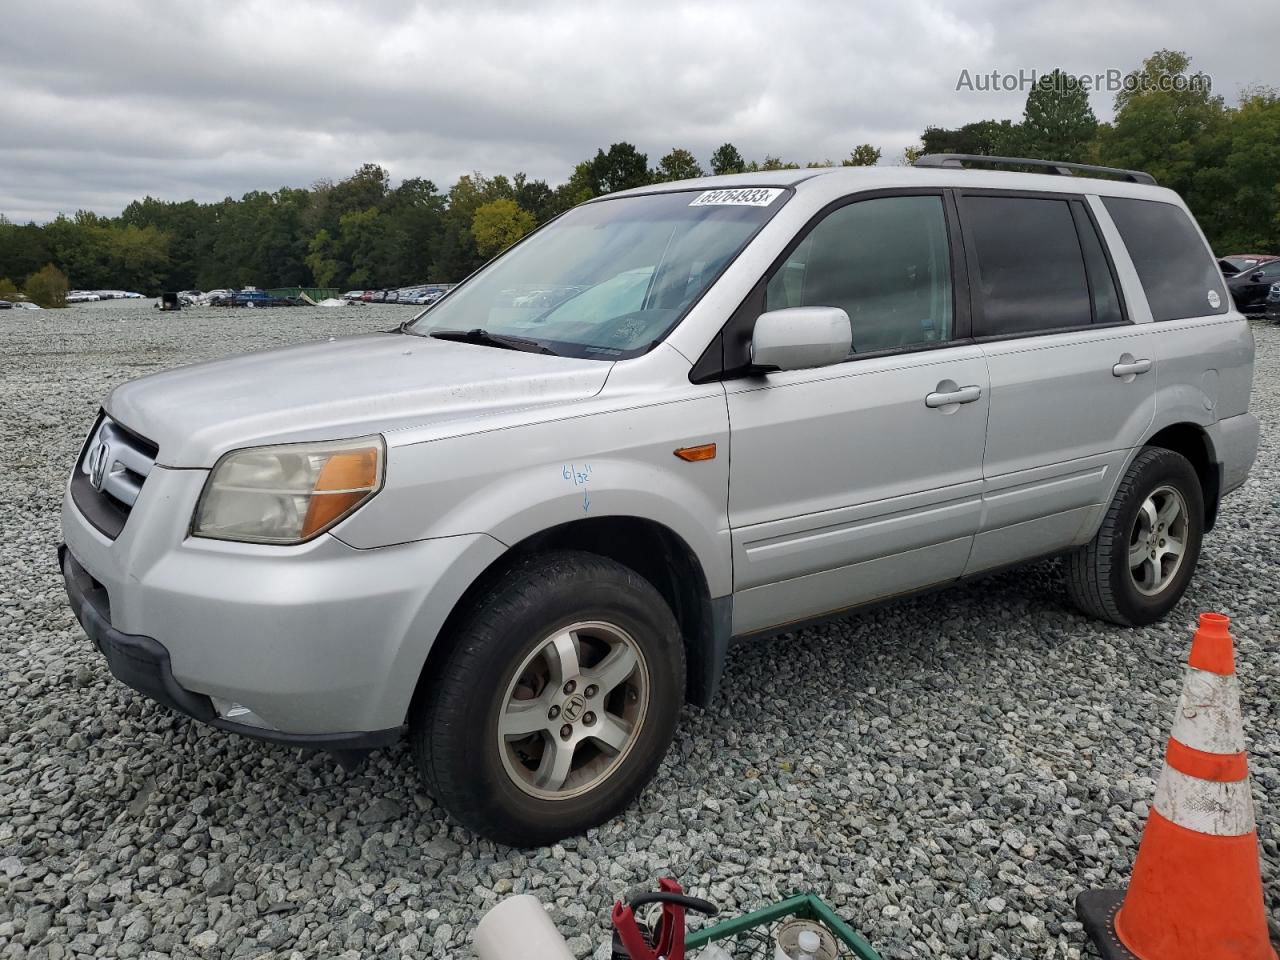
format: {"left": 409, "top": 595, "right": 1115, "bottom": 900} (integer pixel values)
{"left": 1077, "top": 613, "right": 1277, "bottom": 959}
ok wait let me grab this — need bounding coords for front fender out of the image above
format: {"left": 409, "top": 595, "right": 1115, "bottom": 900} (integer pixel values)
{"left": 334, "top": 392, "right": 734, "bottom": 597}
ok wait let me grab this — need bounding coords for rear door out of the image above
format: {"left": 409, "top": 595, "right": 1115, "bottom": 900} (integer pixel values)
{"left": 725, "top": 192, "right": 990, "bottom": 635}
{"left": 958, "top": 191, "right": 1158, "bottom": 574}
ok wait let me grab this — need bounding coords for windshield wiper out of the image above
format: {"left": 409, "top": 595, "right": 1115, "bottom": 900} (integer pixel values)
{"left": 428, "top": 328, "right": 557, "bottom": 355}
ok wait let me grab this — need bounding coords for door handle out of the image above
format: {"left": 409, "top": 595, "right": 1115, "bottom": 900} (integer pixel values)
{"left": 925, "top": 385, "right": 982, "bottom": 408}
{"left": 1112, "top": 358, "right": 1152, "bottom": 378}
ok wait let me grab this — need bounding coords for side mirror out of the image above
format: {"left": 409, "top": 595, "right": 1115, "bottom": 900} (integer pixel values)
{"left": 750, "top": 306, "right": 852, "bottom": 372}
{"left": 1251, "top": 271, "right": 1265, "bottom": 282}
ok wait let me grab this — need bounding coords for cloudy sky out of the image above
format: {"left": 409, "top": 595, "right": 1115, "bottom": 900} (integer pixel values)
{"left": 3, "top": 0, "right": 1275, "bottom": 223}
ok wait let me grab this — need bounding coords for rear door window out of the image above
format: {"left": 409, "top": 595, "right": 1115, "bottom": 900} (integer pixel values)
{"left": 1101, "top": 197, "right": 1228, "bottom": 321}
{"left": 961, "top": 195, "right": 1092, "bottom": 336}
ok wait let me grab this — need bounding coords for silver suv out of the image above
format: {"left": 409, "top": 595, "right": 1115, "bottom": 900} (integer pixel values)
{"left": 60, "top": 156, "right": 1259, "bottom": 845}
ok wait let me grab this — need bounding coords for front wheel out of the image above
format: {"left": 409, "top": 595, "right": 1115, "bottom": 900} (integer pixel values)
{"left": 411, "top": 551, "right": 685, "bottom": 846}
{"left": 1066, "top": 447, "right": 1204, "bottom": 626}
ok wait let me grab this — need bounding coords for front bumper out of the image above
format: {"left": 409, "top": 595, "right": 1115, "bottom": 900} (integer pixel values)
{"left": 60, "top": 545, "right": 402, "bottom": 750}
{"left": 60, "top": 467, "right": 507, "bottom": 737}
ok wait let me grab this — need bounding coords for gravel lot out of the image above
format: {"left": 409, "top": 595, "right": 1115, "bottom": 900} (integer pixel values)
{"left": 1, "top": 299, "right": 1276, "bottom": 960}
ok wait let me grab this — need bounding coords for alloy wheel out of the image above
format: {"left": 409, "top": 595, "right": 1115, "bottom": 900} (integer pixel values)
{"left": 1128, "top": 484, "right": 1189, "bottom": 596}
{"left": 497, "top": 620, "right": 650, "bottom": 800}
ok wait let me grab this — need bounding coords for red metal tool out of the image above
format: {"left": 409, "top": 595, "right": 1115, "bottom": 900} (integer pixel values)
{"left": 611, "top": 878, "right": 718, "bottom": 960}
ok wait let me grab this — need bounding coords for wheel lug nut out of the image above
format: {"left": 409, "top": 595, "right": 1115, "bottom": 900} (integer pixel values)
{"left": 583, "top": 712, "right": 596, "bottom": 725}
{"left": 584, "top": 685, "right": 598, "bottom": 698}
{"left": 563, "top": 680, "right": 576, "bottom": 695}
{"left": 560, "top": 725, "right": 573, "bottom": 740}
{"left": 548, "top": 705, "right": 560, "bottom": 720}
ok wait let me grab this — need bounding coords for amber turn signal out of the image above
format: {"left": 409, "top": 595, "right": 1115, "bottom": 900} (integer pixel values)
{"left": 302, "top": 448, "right": 381, "bottom": 537}
{"left": 674, "top": 443, "right": 717, "bottom": 462}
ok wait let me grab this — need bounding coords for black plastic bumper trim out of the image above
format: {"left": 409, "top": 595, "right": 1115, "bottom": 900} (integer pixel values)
{"left": 59, "top": 545, "right": 404, "bottom": 752}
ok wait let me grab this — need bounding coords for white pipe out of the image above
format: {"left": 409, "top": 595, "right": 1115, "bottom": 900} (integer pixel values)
{"left": 473, "top": 895, "right": 576, "bottom": 960}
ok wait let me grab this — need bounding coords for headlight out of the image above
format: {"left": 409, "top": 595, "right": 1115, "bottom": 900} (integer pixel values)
{"left": 193, "top": 436, "right": 384, "bottom": 544}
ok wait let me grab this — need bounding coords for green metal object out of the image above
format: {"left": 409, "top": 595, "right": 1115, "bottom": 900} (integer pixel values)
{"left": 684, "top": 894, "right": 883, "bottom": 960}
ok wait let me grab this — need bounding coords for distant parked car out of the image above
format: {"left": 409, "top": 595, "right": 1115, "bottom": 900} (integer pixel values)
{"left": 66, "top": 292, "right": 101, "bottom": 303}
{"left": 1220, "top": 254, "right": 1279, "bottom": 279}
{"left": 360, "top": 290, "right": 377, "bottom": 303}
{"left": 206, "top": 289, "right": 298, "bottom": 308}
{"left": 342, "top": 290, "right": 364, "bottom": 301}
{"left": 0, "top": 300, "right": 11, "bottom": 310}
{"left": 1226, "top": 259, "right": 1280, "bottom": 314}
{"left": 1265, "top": 282, "right": 1280, "bottom": 324}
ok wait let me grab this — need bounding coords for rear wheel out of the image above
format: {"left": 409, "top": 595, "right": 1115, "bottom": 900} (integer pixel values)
{"left": 1066, "top": 447, "right": 1204, "bottom": 626}
{"left": 411, "top": 551, "right": 684, "bottom": 846}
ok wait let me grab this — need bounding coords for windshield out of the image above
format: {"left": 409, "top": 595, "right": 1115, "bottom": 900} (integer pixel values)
{"left": 407, "top": 188, "right": 787, "bottom": 357}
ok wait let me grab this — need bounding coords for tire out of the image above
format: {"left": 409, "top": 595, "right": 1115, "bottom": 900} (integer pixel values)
{"left": 1066, "top": 446, "right": 1205, "bottom": 626}
{"left": 411, "top": 550, "right": 685, "bottom": 846}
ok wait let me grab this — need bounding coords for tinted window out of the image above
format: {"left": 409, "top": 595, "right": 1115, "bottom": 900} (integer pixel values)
{"left": 1071, "top": 202, "right": 1125, "bottom": 326}
{"left": 963, "top": 196, "right": 1091, "bottom": 336}
{"left": 1102, "top": 197, "right": 1228, "bottom": 321}
{"left": 765, "top": 195, "right": 953, "bottom": 354}
{"left": 1256, "top": 261, "right": 1280, "bottom": 279}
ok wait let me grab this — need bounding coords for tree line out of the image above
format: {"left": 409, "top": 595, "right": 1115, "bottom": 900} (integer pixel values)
{"left": 1, "top": 49, "right": 1275, "bottom": 301}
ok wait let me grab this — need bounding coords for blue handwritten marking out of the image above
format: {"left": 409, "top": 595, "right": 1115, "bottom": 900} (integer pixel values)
{"left": 582, "top": 492, "right": 591, "bottom": 513}
{"left": 561, "top": 463, "right": 593, "bottom": 486}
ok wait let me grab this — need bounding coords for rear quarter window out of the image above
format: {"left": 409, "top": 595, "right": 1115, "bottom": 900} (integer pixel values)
{"left": 1101, "top": 197, "right": 1228, "bottom": 321}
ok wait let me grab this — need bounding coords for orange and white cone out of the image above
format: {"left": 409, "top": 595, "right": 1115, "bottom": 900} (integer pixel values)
{"left": 1077, "top": 612, "right": 1277, "bottom": 959}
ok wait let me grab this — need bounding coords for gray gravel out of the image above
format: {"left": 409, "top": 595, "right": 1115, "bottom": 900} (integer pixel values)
{"left": 1, "top": 299, "right": 1276, "bottom": 960}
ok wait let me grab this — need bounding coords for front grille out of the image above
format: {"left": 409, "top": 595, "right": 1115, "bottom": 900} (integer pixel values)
{"left": 71, "top": 413, "right": 159, "bottom": 539}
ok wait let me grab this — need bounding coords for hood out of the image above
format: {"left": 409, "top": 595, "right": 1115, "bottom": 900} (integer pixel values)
{"left": 105, "top": 333, "right": 613, "bottom": 467}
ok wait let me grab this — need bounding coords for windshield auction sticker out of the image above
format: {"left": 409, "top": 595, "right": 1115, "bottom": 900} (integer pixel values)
{"left": 689, "top": 188, "right": 783, "bottom": 206}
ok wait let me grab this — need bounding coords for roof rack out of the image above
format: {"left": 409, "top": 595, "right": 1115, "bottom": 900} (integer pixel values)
{"left": 914, "top": 153, "right": 1157, "bottom": 185}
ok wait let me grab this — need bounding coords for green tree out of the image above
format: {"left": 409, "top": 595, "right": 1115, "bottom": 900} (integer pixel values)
{"left": 902, "top": 144, "right": 924, "bottom": 165}
{"left": 920, "top": 119, "right": 1017, "bottom": 157}
{"left": 842, "top": 144, "right": 882, "bottom": 166}
{"left": 513, "top": 173, "right": 557, "bottom": 223}
{"left": 590, "top": 143, "right": 650, "bottom": 193}
{"left": 1016, "top": 69, "right": 1098, "bottom": 162}
{"left": 709, "top": 143, "right": 746, "bottom": 175}
{"left": 0, "top": 276, "right": 18, "bottom": 298}
{"left": 653, "top": 148, "right": 705, "bottom": 182}
{"left": 304, "top": 229, "right": 343, "bottom": 287}
{"left": 1114, "top": 48, "right": 1214, "bottom": 115}
{"left": 430, "top": 173, "right": 518, "bottom": 281}
{"left": 1190, "top": 90, "right": 1280, "bottom": 251}
{"left": 25, "top": 263, "right": 68, "bottom": 307}
{"left": 550, "top": 161, "right": 600, "bottom": 214}
{"left": 380, "top": 177, "right": 445, "bottom": 285}
{"left": 1094, "top": 50, "right": 1227, "bottom": 212}
{"left": 337, "top": 208, "right": 391, "bottom": 287}
{"left": 759, "top": 155, "right": 800, "bottom": 170}
{"left": 471, "top": 199, "right": 537, "bottom": 258}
